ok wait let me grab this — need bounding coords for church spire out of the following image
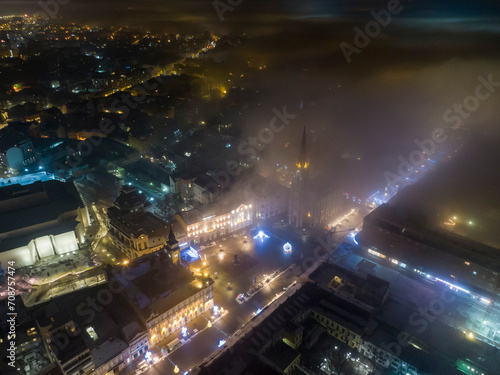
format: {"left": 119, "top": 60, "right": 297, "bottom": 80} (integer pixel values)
{"left": 168, "top": 222, "right": 178, "bottom": 247}
{"left": 296, "top": 126, "right": 309, "bottom": 169}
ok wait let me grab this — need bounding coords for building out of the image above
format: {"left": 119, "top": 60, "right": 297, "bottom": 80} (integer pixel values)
{"left": 121, "top": 160, "right": 171, "bottom": 194}
{"left": 0, "top": 296, "right": 52, "bottom": 375}
{"left": 174, "top": 202, "right": 253, "bottom": 246}
{"left": 0, "top": 124, "right": 36, "bottom": 171}
{"left": 195, "top": 258, "right": 500, "bottom": 375}
{"left": 0, "top": 180, "right": 90, "bottom": 268}
{"left": 310, "top": 262, "right": 390, "bottom": 310}
{"left": 239, "top": 174, "right": 288, "bottom": 220}
{"left": 169, "top": 173, "right": 215, "bottom": 204}
{"left": 288, "top": 127, "right": 343, "bottom": 228}
{"left": 113, "top": 253, "right": 214, "bottom": 349}
{"left": 30, "top": 280, "right": 150, "bottom": 375}
{"left": 359, "top": 203, "right": 500, "bottom": 297}
{"left": 106, "top": 185, "right": 173, "bottom": 260}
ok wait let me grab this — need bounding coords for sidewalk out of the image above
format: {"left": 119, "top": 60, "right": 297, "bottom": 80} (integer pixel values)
{"left": 118, "top": 309, "right": 228, "bottom": 375}
{"left": 156, "top": 313, "right": 210, "bottom": 352}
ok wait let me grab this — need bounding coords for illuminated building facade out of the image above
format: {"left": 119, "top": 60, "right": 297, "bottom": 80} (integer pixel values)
{"left": 175, "top": 203, "right": 253, "bottom": 246}
{"left": 0, "top": 180, "right": 89, "bottom": 268}
{"left": 107, "top": 186, "right": 172, "bottom": 259}
{"left": 147, "top": 280, "right": 214, "bottom": 347}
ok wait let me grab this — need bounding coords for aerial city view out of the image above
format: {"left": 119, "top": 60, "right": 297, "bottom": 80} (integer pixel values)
{"left": 0, "top": 1, "right": 500, "bottom": 374}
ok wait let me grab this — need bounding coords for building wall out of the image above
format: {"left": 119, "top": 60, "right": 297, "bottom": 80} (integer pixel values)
{"left": 289, "top": 168, "right": 308, "bottom": 228}
{"left": 129, "top": 333, "right": 149, "bottom": 360}
{"left": 0, "top": 231, "right": 80, "bottom": 268}
{"left": 95, "top": 348, "right": 129, "bottom": 375}
{"left": 308, "top": 309, "right": 361, "bottom": 350}
{"left": 255, "top": 193, "right": 287, "bottom": 220}
{"left": 147, "top": 283, "right": 214, "bottom": 347}
{"left": 59, "top": 348, "right": 94, "bottom": 375}
{"left": 311, "top": 190, "right": 343, "bottom": 227}
{"left": 181, "top": 204, "right": 253, "bottom": 245}
{"left": 107, "top": 226, "right": 167, "bottom": 259}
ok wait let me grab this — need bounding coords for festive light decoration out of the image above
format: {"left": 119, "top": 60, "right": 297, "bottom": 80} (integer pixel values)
{"left": 283, "top": 242, "right": 292, "bottom": 252}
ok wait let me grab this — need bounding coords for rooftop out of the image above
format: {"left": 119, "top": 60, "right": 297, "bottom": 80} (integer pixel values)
{"left": 108, "top": 210, "right": 168, "bottom": 239}
{"left": 263, "top": 340, "right": 299, "bottom": 372}
{"left": 310, "top": 262, "right": 390, "bottom": 307}
{"left": 90, "top": 337, "right": 128, "bottom": 368}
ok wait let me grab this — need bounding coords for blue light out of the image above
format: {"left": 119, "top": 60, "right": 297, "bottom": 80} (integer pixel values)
{"left": 256, "top": 308, "right": 262, "bottom": 315}
{"left": 145, "top": 351, "right": 152, "bottom": 361}
{"left": 283, "top": 242, "right": 292, "bottom": 252}
{"left": 150, "top": 197, "right": 154, "bottom": 201}
{"left": 218, "top": 339, "right": 226, "bottom": 347}
{"left": 351, "top": 232, "right": 358, "bottom": 245}
{"left": 181, "top": 327, "right": 188, "bottom": 337}
{"left": 39, "top": 166, "right": 43, "bottom": 170}
{"left": 128, "top": 182, "right": 132, "bottom": 185}
{"left": 435, "top": 277, "right": 470, "bottom": 294}
{"left": 254, "top": 231, "right": 269, "bottom": 242}
{"left": 213, "top": 305, "right": 219, "bottom": 315}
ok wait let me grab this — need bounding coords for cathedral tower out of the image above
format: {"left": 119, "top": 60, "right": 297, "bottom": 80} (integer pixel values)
{"left": 288, "top": 127, "right": 310, "bottom": 227}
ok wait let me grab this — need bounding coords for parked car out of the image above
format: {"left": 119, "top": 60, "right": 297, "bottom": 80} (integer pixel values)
{"left": 236, "top": 293, "right": 245, "bottom": 304}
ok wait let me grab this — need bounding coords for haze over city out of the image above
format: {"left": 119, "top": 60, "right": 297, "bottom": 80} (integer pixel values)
{"left": 0, "top": 1, "right": 499, "bottom": 375}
